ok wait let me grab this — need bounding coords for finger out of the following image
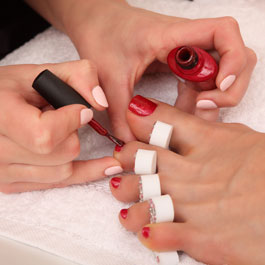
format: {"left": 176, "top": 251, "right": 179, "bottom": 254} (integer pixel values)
{"left": 144, "top": 60, "right": 171, "bottom": 74}
{"left": 174, "top": 81, "right": 198, "bottom": 114}
{"left": 158, "top": 17, "right": 249, "bottom": 94}
{"left": 126, "top": 95, "right": 211, "bottom": 155}
{"left": 0, "top": 92, "right": 92, "bottom": 154}
{"left": 99, "top": 62, "right": 136, "bottom": 142}
{"left": 0, "top": 132, "right": 81, "bottom": 166}
{"left": 0, "top": 163, "right": 74, "bottom": 184}
{"left": 0, "top": 157, "right": 122, "bottom": 193}
{"left": 113, "top": 141, "right": 182, "bottom": 173}
{"left": 196, "top": 47, "right": 257, "bottom": 108}
{"left": 50, "top": 60, "right": 109, "bottom": 110}
{"left": 2, "top": 60, "right": 108, "bottom": 111}
{"left": 194, "top": 108, "right": 220, "bottom": 122}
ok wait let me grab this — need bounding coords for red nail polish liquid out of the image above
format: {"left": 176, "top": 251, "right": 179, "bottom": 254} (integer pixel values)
{"left": 115, "top": 144, "right": 122, "bottom": 152}
{"left": 167, "top": 46, "right": 218, "bottom": 91}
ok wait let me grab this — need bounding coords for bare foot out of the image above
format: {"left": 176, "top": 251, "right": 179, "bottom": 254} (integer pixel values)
{"left": 110, "top": 95, "right": 265, "bottom": 265}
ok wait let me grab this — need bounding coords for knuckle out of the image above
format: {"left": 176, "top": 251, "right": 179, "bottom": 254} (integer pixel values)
{"left": 58, "top": 162, "right": 74, "bottom": 181}
{"left": 66, "top": 134, "right": 81, "bottom": 160}
{"left": 32, "top": 126, "right": 54, "bottom": 154}
{"left": 225, "top": 95, "right": 239, "bottom": 107}
{"left": 246, "top": 47, "right": 257, "bottom": 65}
{"left": 222, "top": 16, "right": 239, "bottom": 29}
{"left": 79, "top": 59, "right": 97, "bottom": 72}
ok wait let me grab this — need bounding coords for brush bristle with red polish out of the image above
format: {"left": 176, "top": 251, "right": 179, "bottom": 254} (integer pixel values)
{"left": 88, "top": 119, "right": 124, "bottom": 146}
{"left": 88, "top": 119, "right": 108, "bottom": 136}
{"left": 115, "top": 145, "right": 122, "bottom": 152}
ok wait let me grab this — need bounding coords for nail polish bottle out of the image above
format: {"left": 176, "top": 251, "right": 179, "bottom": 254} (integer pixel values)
{"left": 167, "top": 46, "right": 218, "bottom": 91}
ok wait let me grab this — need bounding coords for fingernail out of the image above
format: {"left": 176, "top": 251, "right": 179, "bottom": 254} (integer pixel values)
{"left": 92, "top": 85, "right": 109, "bottom": 107}
{"left": 142, "top": 227, "right": 150, "bottom": 238}
{"left": 129, "top": 95, "right": 157, "bottom": 116}
{"left": 220, "top": 75, "right": 236, "bottom": 92}
{"left": 104, "top": 166, "right": 123, "bottom": 176}
{"left": 111, "top": 177, "right": 121, "bottom": 188}
{"left": 196, "top": 100, "right": 217, "bottom": 109}
{"left": 120, "top": 209, "right": 128, "bottom": 219}
{"left": 114, "top": 144, "right": 123, "bottom": 152}
{"left": 80, "top": 108, "right": 93, "bottom": 125}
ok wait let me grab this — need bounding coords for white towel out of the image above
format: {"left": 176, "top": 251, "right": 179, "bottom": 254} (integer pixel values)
{"left": 0, "top": 0, "right": 264, "bottom": 264}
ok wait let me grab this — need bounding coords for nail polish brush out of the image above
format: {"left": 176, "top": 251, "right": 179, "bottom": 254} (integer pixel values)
{"left": 32, "top": 69, "right": 124, "bottom": 147}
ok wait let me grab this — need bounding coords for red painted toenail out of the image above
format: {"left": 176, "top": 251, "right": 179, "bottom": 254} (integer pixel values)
{"left": 115, "top": 144, "right": 122, "bottom": 152}
{"left": 120, "top": 209, "right": 128, "bottom": 219}
{"left": 111, "top": 177, "right": 121, "bottom": 188}
{"left": 129, "top": 95, "right": 157, "bottom": 116}
{"left": 142, "top": 227, "right": 150, "bottom": 238}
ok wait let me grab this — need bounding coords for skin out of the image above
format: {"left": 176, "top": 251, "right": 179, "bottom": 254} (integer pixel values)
{"left": 0, "top": 61, "right": 121, "bottom": 193}
{"left": 110, "top": 97, "right": 265, "bottom": 265}
{"left": 25, "top": 0, "right": 257, "bottom": 141}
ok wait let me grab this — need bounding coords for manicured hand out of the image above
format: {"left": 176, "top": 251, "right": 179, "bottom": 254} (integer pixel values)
{"left": 66, "top": 1, "right": 256, "bottom": 139}
{"left": 0, "top": 60, "right": 122, "bottom": 193}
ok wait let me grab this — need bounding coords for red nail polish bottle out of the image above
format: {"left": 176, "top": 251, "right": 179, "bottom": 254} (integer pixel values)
{"left": 167, "top": 46, "right": 218, "bottom": 91}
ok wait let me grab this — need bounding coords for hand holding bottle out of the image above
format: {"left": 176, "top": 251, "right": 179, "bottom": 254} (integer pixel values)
{"left": 25, "top": 0, "right": 257, "bottom": 136}
{"left": 0, "top": 61, "right": 122, "bottom": 193}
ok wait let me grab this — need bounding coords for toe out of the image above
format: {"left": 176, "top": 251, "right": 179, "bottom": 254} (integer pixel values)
{"left": 110, "top": 175, "right": 140, "bottom": 203}
{"left": 119, "top": 201, "right": 150, "bottom": 232}
{"left": 127, "top": 95, "right": 211, "bottom": 155}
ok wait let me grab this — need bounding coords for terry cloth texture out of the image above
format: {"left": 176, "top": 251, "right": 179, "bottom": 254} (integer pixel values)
{"left": 0, "top": 0, "right": 264, "bottom": 264}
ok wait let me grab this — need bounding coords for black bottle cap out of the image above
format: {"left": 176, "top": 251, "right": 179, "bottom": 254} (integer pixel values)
{"left": 32, "top": 69, "right": 91, "bottom": 109}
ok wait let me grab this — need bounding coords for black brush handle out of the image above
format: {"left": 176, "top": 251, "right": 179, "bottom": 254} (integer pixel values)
{"left": 32, "top": 69, "right": 91, "bottom": 109}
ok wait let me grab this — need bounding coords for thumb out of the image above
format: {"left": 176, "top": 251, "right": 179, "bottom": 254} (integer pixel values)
{"left": 101, "top": 73, "right": 136, "bottom": 142}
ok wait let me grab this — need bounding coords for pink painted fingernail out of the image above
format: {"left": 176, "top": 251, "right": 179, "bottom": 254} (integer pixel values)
{"left": 92, "top": 85, "right": 109, "bottom": 107}
{"left": 120, "top": 209, "right": 128, "bottom": 219}
{"left": 220, "top": 75, "right": 236, "bottom": 92}
{"left": 104, "top": 166, "right": 123, "bottom": 176}
{"left": 80, "top": 108, "right": 93, "bottom": 125}
{"left": 196, "top": 100, "right": 217, "bottom": 109}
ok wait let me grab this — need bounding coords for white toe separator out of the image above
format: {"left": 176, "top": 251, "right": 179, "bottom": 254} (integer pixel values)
{"left": 149, "top": 194, "right": 174, "bottom": 223}
{"left": 149, "top": 121, "right": 173, "bottom": 149}
{"left": 139, "top": 174, "right": 161, "bottom": 202}
{"left": 134, "top": 149, "right": 157, "bottom": 174}
{"left": 155, "top": 251, "right": 179, "bottom": 265}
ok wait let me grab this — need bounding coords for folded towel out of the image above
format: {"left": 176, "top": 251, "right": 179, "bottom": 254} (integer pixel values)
{"left": 0, "top": 0, "right": 264, "bottom": 264}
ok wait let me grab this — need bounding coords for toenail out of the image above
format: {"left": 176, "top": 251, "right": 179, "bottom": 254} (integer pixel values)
{"left": 129, "top": 95, "right": 157, "bottom": 116}
{"left": 142, "top": 227, "right": 150, "bottom": 238}
{"left": 111, "top": 177, "right": 121, "bottom": 189}
{"left": 120, "top": 209, "right": 128, "bottom": 219}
